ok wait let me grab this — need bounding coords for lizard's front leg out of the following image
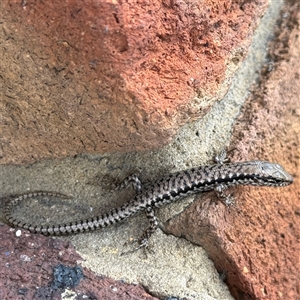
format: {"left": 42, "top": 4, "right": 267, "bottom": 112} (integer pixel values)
{"left": 214, "top": 184, "right": 236, "bottom": 207}
{"left": 214, "top": 150, "right": 236, "bottom": 206}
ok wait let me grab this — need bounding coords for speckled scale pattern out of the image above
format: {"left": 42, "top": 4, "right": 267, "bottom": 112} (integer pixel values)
{"left": 4, "top": 161, "right": 293, "bottom": 237}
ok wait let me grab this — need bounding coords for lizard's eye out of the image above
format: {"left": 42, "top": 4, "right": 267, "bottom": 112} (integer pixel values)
{"left": 273, "top": 171, "right": 282, "bottom": 178}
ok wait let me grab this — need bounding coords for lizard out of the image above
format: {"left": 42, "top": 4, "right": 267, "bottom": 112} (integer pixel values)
{"left": 3, "top": 158, "right": 294, "bottom": 250}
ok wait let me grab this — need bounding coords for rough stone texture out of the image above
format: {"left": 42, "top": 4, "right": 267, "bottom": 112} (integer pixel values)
{"left": 1, "top": 0, "right": 269, "bottom": 164}
{"left": 0, "top": 224, "right": 158, "bottom": 300}
{"left": 0, "top": 190, "right": 234, "bottom": 300}
{"left": 165, "top": 2, "right": 300, "bottom": 299}
{"left": 0, "top": 0, "right": 297, "bottom": 299}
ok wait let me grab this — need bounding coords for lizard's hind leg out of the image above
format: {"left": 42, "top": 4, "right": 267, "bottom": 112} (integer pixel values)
{"left": 138, "top": 208, "right": 159, "bottom": 249}
{"left": 121, "top": 207, "right": 159, "bottom": 256}
{"left": 115, "top": 174, "right": 142, "bottom": 192}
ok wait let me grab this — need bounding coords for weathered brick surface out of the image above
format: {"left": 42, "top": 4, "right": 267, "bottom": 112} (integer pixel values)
{"left": 165, "top": 3, "right": 300, "bottom": 299}
{"left": 0, "top": 224, "right": 157, "bottom": 299}
{"left": 1, "top": 0, "right": 268, "bottom": 164}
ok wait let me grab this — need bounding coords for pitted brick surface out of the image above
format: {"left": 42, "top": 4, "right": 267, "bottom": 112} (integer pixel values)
{"left": 0, "top": 224, "right": 157, "bottom": 299}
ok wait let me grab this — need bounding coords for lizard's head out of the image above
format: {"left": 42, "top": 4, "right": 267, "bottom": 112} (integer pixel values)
{"left": 255, "top": 161, "right": 294, "bottom": 186}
